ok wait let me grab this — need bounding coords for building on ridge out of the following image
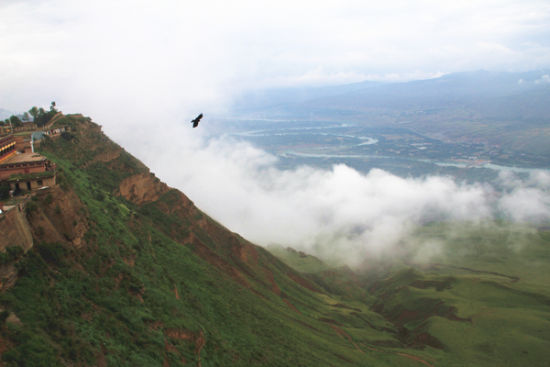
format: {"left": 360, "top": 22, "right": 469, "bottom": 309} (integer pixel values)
{"left": 0, "top": 135, "right": 16, "bottom": 163}
{"left": 0, "top": 132, "right": 56, "bottom": 194}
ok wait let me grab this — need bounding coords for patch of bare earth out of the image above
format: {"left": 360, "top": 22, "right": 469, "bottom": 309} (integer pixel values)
{"left": 286, "top": 271, "right": 322, "bottom": 293}
{"left": 328, "top": 324, "right": 364, "bottom": 353}
{"left": 397, "top": 352, "right": 435, "bottom": 367}
{"left": 30, "top": 185, "right": 89, "bottom": 248}
{"left": 117, "top": 173, "right": 169, "bottom": 205}
{"left": 163, "top": 328, "right": 206, "bottom": 367}
{"left": 282, "top": 299, "right": 301, "bottom": 314}
{"left": 264, "top": 268, "right": 281, "bottom": 296}
{"left": 0, "top": 265, "right": 18, "bottom": 292}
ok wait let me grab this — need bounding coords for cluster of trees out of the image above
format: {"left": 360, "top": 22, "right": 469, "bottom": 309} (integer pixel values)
{"left": 0, "top": 102, "right": 57, "bottom": 128}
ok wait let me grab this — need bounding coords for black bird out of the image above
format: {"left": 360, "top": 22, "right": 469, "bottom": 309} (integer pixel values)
{"left": 191, "top": 113, "right": 203, "bottom": 128}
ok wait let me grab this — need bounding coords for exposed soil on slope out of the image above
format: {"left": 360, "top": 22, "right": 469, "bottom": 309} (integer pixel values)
{"left": 286, "top": 271, "right": 322, "bottom": 293}
{"left": 164, "top": 328, "right": 206, "bottom": 366}
{"left": 397, "top": 352, "right": 435, "bottom": 367}
{"left": 0, "top": 205, "right": 33, "bottom": 252}
{"left": 117, "top": 173, "right": 169, "bottom": 205}
{"left": 28, "top": 185, "right": 89, "bottom": 247}
{"left": 328, "top": 323, "right": 364, "bottom": 353}
{"left": 0, "top": 265, "right": 17, "bottom": 292}
{"left": 265, "top": 268, "right": 281, "bottom": 296}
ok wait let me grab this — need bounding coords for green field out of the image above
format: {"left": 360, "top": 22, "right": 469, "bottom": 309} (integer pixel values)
{"left": 271, "top": 222, "right": 550, "bottom": 366}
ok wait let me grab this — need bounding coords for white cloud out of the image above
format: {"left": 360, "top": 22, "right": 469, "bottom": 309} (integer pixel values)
{"left": 498, "top": 170, "right": 550, "bottom": 222}
{"left": 500, "top": 188, "right": 550, "bottom": 222}
{"left": 122, "top": 125, "right": 550, "bottom": 266}
{"left": 1, "top": 0, "right": 550, "bottom": 118}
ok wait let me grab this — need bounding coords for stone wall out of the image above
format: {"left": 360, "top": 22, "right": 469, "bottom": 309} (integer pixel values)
{"left": 0, "top": 161, "right": 48, "bottom": 180}
{"left": 8, "top": 175, "right": 55, "bottom": 192}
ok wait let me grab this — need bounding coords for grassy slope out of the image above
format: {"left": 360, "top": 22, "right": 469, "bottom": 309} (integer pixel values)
{"left": 0, "top": 115, "right": 421, "bottom": 367}
{"left": 272, "top": 223, "right": 550, "bottom": 367}
{"left": 414, "top": 224, "right": 550, "bottom": 367}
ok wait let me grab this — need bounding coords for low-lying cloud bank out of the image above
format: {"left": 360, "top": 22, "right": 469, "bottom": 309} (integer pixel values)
{"left": 123, "top": 124, "right": 550, "bottom": 267}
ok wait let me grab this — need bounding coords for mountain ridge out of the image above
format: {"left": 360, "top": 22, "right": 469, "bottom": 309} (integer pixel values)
{"left": 0, "top": 113, "right": 414, "bottom": 366}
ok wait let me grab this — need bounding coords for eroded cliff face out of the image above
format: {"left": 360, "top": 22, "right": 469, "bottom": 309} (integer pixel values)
{"left": 0, "top": 206, "right": 33, "bottom": 253}
{"left": 117, "top": 173, "right": 169, "bottom": 205}
{"left": 0, "top": 185, "right": 88, "bottom": 292}
{"left": 0, "top": 186, "right": 88, "bottom": 252}
{"left": 26, "top": 186, "right": 89, "bottom": 248}
{"left": 0, "top": 202, "right": 33, "bottom": 291}
{"left": 0, "top": 262, "right": 17, "bottom": 292}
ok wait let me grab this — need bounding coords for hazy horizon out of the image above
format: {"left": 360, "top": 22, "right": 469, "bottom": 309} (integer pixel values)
{"left": 2, "top": 1, "right": 550, "bottom": 115}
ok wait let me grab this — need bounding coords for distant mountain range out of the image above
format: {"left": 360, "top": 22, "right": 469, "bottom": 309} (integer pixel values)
{"left": 232, "top": 70, "right": 550, "bottom": 159}
{"left": 234, "top": 70, "right": 550, "bottom": 118}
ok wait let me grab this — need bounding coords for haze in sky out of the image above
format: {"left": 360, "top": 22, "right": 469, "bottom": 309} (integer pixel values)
{"left": 2, "top": 0, "right": 550, "bottom": 264}
{"left": 2, "top": 0, "right": 550, "bottom": 120}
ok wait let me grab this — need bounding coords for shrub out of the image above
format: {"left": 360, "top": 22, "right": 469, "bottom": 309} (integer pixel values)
{"left": 36, "top": 226, "right": 45, "bottom": 237}
{"left": 36, "top": 242, "right": 66, "bottom": 266}
{"left": 0, "top": 181, "right": 10, "bottom": 200}
{"left": 61, "top": 131, "right": 75, "bottom": 141}
{"left": 43, "top": 193, "right": 53, "bottom": 205}
{"left": 25, "top": 201, "right": 38, "bottom": 215}
{"left": 0, "top": 246, "right": 24, "bottom": 265}
{"left": 94, "top": 191, "right": 105, "bottom": 202}
{"left": 0, "top": 310, "right": 9, "bottom": 323}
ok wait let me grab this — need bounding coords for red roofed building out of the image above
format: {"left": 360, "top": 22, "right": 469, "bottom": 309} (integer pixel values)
{"left": 0, "top": 135, "right": 16, "bottom": 163}
{"left": 0, "top": 134, "right": 56, "bottom": 193}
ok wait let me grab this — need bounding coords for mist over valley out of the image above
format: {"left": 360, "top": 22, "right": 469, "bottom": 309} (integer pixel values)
{"left": 147, "top": 70, "right": 550, "bottom": 266}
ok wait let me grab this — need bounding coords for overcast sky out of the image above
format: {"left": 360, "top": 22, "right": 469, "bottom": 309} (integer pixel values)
{"left": 2, "top": 0, "right": 550, "bottom": 264}
{"left": 1, "top": 0, "right": 550, "bottom": 118}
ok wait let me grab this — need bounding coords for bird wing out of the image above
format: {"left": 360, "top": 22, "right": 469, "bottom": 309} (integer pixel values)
{"left": 190, "top": 114, "right": 203, "bottom": 123}
{"left": 190, "top": 113, "right": 203, "bottom": 127}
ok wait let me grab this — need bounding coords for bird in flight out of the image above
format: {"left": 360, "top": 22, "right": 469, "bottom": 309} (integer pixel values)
{"left": 191, "top": 113, "right": 203, "bottom": 128}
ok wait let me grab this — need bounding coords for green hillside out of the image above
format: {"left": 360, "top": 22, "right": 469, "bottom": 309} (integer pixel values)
{"left": 0, "top": 115, "right": 411, "bottom": 366}
{"left": 273, "top": 223, "right": 550, "bottom": 367}
{"left": 0, "top": 114, "right": 549, "bottom": 366}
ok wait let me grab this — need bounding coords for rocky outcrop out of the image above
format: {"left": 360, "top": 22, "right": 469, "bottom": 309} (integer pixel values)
{"left": 0, "top": 205, "right": 33, "bottom": 252}
{"left": 27, "top": 186, "right": 89, "bottom": 248}
{"left": 0, "top": 206, "right": 30, "bottom": 292}
{"left": 0, "top": 185, "right": 88, "bottom": 292}
{"left": 0, "top": 264, "right": 18, "bottom": 292}
{"left": 117, "top": 173, "right": 169, "bottom": 205}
